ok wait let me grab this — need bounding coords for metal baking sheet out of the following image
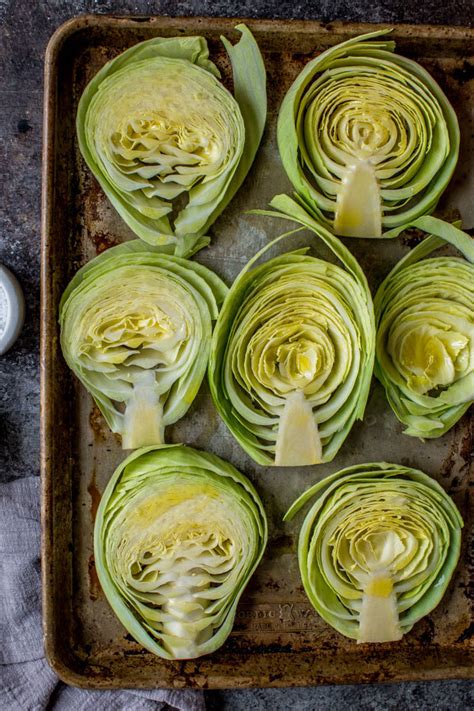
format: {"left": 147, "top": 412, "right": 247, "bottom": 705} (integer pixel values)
{"left": 41, "top": 15, "right": 473, "bottom": 688}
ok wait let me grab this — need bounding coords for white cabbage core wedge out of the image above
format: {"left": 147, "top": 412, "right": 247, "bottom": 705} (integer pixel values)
{"left": 358, "top": 575, "right": 402, "bottom": 643}
{"left": 121, "top": 372, "right": 165, "bottom": 449}
{"left": 334, "top": 159, "right": 382, "bottom": 238}
{"left": 275, "top": 391, "right": 322, "bottom": 466}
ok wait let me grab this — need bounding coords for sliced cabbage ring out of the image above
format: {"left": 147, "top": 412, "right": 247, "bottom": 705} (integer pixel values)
{"left": 285, "top": 462, "right": 463, "bottom": 643}
{"left": 209, "top": 194, "right": 375, "bottom": 466}
{"left": 94, "top": 444, "right": 268, "bottom": 659}
{"left": 77, "top": 25, "right": 266, "bottom": 256}
{"left": 59, "top": 240, "right": 227, "bottom": 449}
{"left": 375, "top": 215, "right": 474, "bottom": 438}
{"left": 278, "top": 29, "right": 459, "bottom": 238}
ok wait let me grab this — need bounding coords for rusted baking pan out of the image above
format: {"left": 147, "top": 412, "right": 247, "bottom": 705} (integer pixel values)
{"left": 41, "top": 15, "right": 473, "bottom": 688}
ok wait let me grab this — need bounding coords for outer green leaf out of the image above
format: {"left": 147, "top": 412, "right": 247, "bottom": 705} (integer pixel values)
{"left": 285, "top": 462, "right": 462, "bottom": 642}
{"left": 60, "top": 241, "right": 228, "bottom": 448}
{"left": 209, "top": 195, "right": 375, "bottom": 466}
{"left": 77, "top": 25, "right": 266, "bottom": 257}
{"left": 94, "top": 444, "right": 268, "bottom": 659}
{"left": 278, "top": 30, "right": 459, "bottom": 238}
{"left": 374, "top": 217, "right": 474, "bottom": 438}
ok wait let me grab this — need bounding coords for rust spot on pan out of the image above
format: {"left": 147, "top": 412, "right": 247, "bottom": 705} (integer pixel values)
{"left": 89, "top": 404, "right": 122, "bottom": 446}
{"left": 81, "top": 177, "right": 121, "bottom": 255}
{"left": 400, "top": 227, "right": 426, "bottom": 248}
{"left": 440, "top": 414, "right": 472, "bottom": 480}
{"left": 452, "top": 60, "right": 474, "bottom": 84}
{"left": 87, "top": 469, "right": 101, "bottom": 523}
{"left": 457, "top": 622, "right": 474, "bottom": 643}
{"left": 271, "top": 534, "right": 294, "bottom": 552}
{"left": 91, "top": 230, "right": 120, "bottom": 255}
{"left": 88, "top": 554, "right": 102, "bottom": 601}
{"left": 89, "top": 405, "right": 108, "bottom": 442}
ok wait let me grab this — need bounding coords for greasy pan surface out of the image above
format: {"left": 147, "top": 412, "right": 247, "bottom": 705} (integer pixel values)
{"left": 41, "top": 15, "right": 473, "bottom": 688}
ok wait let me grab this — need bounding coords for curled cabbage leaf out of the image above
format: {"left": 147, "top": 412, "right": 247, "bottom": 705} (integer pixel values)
{"left": 77, "top": 25, "right": 266, "bottom": 257}
{"left": 94, "top": 444, "right": 267, "bottom": 659}
{"left": 285, "top": 462, "right": 463, "bottom": 643}
{"left": 60, "top": 241, "right": 227, "bottom": 449}
{"left": 278, "top": 30, "right": 459, "bottom": 238}
{"left": 209, "top": 195, "right": 375, "bottom": 466}
{"left": 375, "top": 216, "right": 474, "bottom": 438}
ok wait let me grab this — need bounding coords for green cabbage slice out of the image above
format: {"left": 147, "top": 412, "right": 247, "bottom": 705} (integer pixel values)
{"left": 59, "top": 241, "right": 227, "bottom": 448}
{"left": 94, "top": 444, "right": 267, "bottom": 659}
{"left": 209, "top": 195, "right": 375, "bottom": 466}
{"left": 77, "top": 25, "right": 267, "bottom": 256}
{"left": 278, "top": 30, "right": 459, "bottom": 238}
{"left": 285, "top": 462, "right": 463, "bottom": 643}
{"left": 375, "top": 216, "right": 474, "bottom": 438}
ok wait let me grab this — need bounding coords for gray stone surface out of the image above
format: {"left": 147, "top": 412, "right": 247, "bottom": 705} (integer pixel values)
{"left": 205, "top": 682, "right": 474, "bottom": 709}
{"left": 0, "top": 0, "right": 472, "bottom": 708}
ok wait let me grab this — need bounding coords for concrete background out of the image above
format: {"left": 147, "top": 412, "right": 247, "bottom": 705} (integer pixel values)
{"left": 0, "top": 0, "right": 472, "bottom": 708}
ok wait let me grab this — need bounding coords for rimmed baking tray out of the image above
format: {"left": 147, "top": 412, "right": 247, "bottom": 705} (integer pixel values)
{"left": 41, "top": 15, "right": 473, "bottom": 688}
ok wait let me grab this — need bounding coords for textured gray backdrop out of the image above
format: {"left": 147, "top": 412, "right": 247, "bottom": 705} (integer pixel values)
{"left": 0, "top": 0, "right": 472, "bottom": 708}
